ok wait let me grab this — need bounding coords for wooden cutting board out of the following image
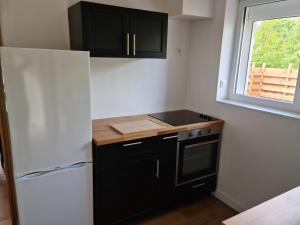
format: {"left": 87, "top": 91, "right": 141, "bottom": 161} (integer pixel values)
{"left": 111, "top": 119, "right": 165, "bottom": 134}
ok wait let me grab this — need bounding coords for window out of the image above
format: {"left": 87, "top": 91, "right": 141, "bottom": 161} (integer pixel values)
{"left": 229, "top": 0, "right": 300, "bottom": 114}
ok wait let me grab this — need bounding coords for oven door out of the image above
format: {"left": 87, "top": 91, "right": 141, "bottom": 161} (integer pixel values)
{"left": 176, "top": 134, "right": 220, "bottom": 186}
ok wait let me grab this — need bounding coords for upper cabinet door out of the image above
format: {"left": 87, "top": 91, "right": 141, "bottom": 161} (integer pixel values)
{"left": 83, "top": 3, "right": 129, "bottom": 57}
{"left": 68, "top": 2, "right": 168, "bottom": 58}
{"left": 130, "top": 11, "right": 168, "bottom": 58}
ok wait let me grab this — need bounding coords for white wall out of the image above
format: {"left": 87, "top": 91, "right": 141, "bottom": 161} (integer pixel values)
{"left": 0, "top": 0, "right": 191, "bottom": 119}
{"left": 0, "top": 0, "right": 163, "bottom": 49}
{"left": 186, "top": 0, "right": 300, "bottom": 211}
{"left": 0, "top": 0, "right": 71, "bottom": 49}
{"left": 90, "top": 20, "right": 191, "bottom": 118}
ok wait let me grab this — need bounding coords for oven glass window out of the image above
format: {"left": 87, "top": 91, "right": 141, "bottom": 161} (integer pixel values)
{"left": 182, "top": 142, "right": 218, "bottom": 177}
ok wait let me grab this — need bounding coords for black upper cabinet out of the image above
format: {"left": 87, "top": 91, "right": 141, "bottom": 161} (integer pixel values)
{"left": 68, "top": 1, "right": 168, "bottom": 58}
{"left": 84, "top": 4, "right": 129, "bottom": 57}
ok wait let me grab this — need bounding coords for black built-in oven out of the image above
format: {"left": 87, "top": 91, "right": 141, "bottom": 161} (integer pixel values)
{"left": 175, "top": 126, "right": 221, "bottom": 187}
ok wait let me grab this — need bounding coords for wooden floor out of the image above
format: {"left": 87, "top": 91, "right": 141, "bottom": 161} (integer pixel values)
{"left": 132, "top": 196, "right": 237, "bottom": 225}
{"left": 0, "top": 167, "right": 11, "bottom": 225}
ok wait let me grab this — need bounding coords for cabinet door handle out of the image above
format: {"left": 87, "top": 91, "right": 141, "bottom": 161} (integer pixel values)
{"left": 155, "top": 160, "right": 160, "bottom": 178}
{"left": 126, "top": 33, "right": 130, "bottom": 56}
{"left": 133, "top": 33, "right": 136, "bottom": 56}
{"left": 163, "top": 135, "right": 178, "bottom": 140}
{"left": 192, "top": 183, "right": 206, "bottom": 189}
{"left": 123, "top": 141, "right": 143, "bottom": 147}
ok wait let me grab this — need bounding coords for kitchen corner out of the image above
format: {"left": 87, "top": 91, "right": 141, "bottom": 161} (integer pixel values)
{"left": 1, "top": 0, "right": 298, "bottom": 225}
{"left": 0, "top": 1, "right": 241, "bottom": 225}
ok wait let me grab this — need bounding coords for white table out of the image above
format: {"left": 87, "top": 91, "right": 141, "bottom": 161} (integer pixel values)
{"left": 223, "top": 186, "right": 300, "bottom": 225}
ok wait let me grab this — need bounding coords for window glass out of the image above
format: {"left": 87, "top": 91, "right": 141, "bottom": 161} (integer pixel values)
{"left": 244, "top": 17, "right": 300, "bottom": 103}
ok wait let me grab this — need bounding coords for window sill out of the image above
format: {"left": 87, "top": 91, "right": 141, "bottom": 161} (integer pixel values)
{"left": 217, "top": 98, "right": 300, "bottom": 120}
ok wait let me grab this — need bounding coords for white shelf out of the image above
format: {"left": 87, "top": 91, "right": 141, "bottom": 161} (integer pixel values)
{"left": 163, "top": 0, "right": 215, "bottom": 21}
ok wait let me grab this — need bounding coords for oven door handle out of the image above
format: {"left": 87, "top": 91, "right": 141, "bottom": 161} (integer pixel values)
{"left": 184, "top": 140, "right": 219, "bottom": 149}
{"left": 192, "top": 183, "right": 206, "bottom": 189}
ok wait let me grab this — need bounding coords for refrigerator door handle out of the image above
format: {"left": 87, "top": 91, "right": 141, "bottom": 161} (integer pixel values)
{"left": 67, "top": 162, "right": 91, "bottom": 169}
{"left": 17, "top": 162, "right": 92, "bottom": 181}
{"left": 17, "top": 169, "right": 58, "bottom": 181}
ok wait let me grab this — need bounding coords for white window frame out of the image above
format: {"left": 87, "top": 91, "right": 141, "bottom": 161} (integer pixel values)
{"left": 228, "top": 0, "right": 300, "bottom": 114}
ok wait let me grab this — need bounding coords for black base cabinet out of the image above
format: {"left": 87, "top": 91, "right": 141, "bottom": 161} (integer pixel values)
{"left": 93, "top": 137, "right": 160, "bottom": 225}
{"left": 68, "top": 2, "right": 168, "bottom": 58}
{"left": 94, "top": 158, "right": 158, "bottom": 225}
{"left": 156, "top": 134, "right": 177, "bottom": 208}
{"left": 93, "top": 134, "right": 216, "bottom": 225}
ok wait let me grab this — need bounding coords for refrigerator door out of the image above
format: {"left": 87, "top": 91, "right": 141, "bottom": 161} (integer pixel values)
{"left": 0, "top": 47, "right": 92, "bottom": 175}
{"left": 15, "top": 163, "right": 93, "bottom": 225}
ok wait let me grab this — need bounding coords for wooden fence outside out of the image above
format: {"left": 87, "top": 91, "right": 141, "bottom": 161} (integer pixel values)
{"left": 247, "top": 64, "right": 299, "bottom": 102}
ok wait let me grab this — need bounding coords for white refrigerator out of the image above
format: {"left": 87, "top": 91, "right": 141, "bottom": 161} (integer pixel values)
{"left": 0, "top": 47, "right": 93, "bottom": 225}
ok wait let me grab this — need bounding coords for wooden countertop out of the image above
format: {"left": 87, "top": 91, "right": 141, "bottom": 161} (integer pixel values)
{"left": 223, "top": 186, "right": 300, "bottom": 225}
{"left": 92, "top": 113, "right": 224, "bottom": 146}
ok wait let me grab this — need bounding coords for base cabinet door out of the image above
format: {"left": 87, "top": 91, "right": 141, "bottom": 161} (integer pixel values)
{"left": 157, "top": 134, "right": 177, "bottom": 207}
{"left": 94, "top": 157, "right": 158, "bottom": 225}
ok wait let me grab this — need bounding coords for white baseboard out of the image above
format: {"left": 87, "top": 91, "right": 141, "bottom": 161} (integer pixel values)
{"left": 213, "top": 190, "right": 247, "bottom": 213}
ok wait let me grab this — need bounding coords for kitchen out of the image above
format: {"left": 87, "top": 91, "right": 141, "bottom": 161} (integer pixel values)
{"left": 0, "top": 0, "right": 300, "bottom": 225}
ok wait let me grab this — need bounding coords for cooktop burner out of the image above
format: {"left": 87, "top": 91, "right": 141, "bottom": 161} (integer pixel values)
{"left": 149, "top": 110, "right": 217, "bottom": 126}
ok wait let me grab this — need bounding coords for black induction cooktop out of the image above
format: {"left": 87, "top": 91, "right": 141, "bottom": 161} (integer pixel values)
{"left": 149, "top": 110, "right": 217, "bottom": 126}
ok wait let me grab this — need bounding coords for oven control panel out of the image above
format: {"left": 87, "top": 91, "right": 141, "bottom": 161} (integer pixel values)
{"left": 178, "top": 126, "right": 221, "bottom": 141}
